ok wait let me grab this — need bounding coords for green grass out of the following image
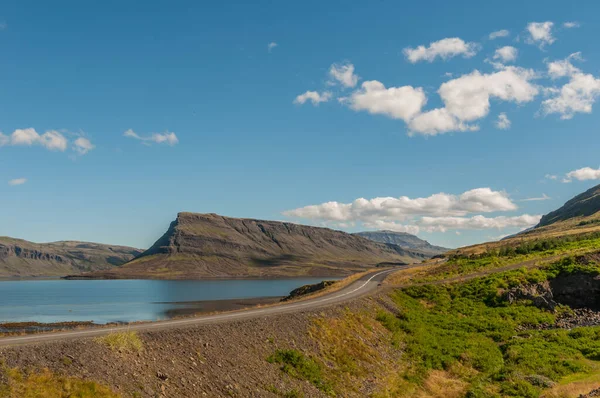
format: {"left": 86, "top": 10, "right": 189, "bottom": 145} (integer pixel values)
{"left": 267, "top": 349, "right": 334, "bottom": 395}
{"left": 376, "top": 258, "right": 600, "bottom": 397}
{"left": 418, "top": 233, "right": 600, "bottom": 282}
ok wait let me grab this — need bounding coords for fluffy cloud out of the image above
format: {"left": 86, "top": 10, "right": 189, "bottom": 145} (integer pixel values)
{"left": 526, "top": 21, "right": 555, "bottom": 48}
{"left": 0, "top": 128, "right": 69, "bottom": 151}
{"left": 563, "top": 167, "right": 600, "bottom": 182}
{"left": 403, "top": 37, "right": 477, "bottom": 63}
{"left": 493, "top": 46, "right": 518, "bottom": 63}
{"left": 329, "top": 63, "right": 359, "bottom": 88}
{"left": 440, "top": 67, "right": 538, "bottom": 121}
{"left": 8, "top": 178, "right": 26, "bottom": 186}
{"left": 495, "top": 113, "right": 511, "bottom": 129}
{"left": 294, "top": 91, "right": 332, "bottom": 105}
{"left": 73, "top": 137, "right": 95, "bottom": 155}
{"left": 283, "top": 188, "right": 539, "bottom": 234}
{"left": 124, "top": 129, "right": 179, "bottom": 146}
{"left": 284, "top": 188, "right": 517, "bottom": 223}
{"left": 344, "top": 81, "right": 427, "bottom": 122}
{"left": 489, "top": 30, "right": 510, "bottom": 40}
{"left": 409, "top": 66, "right": 538, "bottom": 135}
{"left": 542, "top": 55, "right": 600, "bottom": 120}
{"left": 419, "top": 214, "right": 541, "bottom": 232}
{"left": 563, "top": 22, "right": 580, "bottom": 29}
{"left": 547, "top": 52, "right": 582, "bottom": 79}
{"left": 408, "top": 108, "right": 478, "bottom": 136}
{"left": 267, "top": 42, "right": 278, "bottom": 52}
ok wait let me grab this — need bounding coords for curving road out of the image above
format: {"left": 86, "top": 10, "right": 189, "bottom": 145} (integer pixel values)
{"left": 0, "top": 268, "right": 396, "bottom": 347}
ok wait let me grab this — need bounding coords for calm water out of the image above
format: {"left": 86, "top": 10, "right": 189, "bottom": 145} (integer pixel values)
{"left": 0, "top": 278, "right": 335, "bottom": 324}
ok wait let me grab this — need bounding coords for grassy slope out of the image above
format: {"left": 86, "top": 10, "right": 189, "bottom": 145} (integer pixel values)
{"left": 265, "top": 217, "right": 600, "bottom": 397}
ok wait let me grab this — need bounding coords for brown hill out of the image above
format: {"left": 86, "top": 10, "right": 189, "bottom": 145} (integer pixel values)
{"left": 0, "top": 237, "right": 143, "bottom": 278}
{"left": 77, "top": 212, "right": 426, "bottom": 279}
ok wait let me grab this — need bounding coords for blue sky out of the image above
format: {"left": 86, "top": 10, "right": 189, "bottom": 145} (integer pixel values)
{"left": 1, "top": 0, "right": 600, "bottom": 249}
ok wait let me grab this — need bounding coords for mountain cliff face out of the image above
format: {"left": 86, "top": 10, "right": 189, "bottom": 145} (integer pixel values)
{"left": 354, "top": 230, "right": 449, "bottom": 256}
{"left": 0, "top": 237, "right": 143, "bottom": 278}
{"left": 80, "top": 213, "right": 426, "bottom": 279}
{"left": 537, "top": 183, "right": 600, "bottom": 227}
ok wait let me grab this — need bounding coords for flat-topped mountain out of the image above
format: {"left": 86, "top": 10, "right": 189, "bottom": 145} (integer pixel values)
{"left": 0, "top": 237, "right": 143, "bottom": 278}
{"left": 354, "top": 230, "right": 449, "bottom": 256}
{"left": 537, "top": 183, "right": 600, "bottom": 227}
{"left": 77, "top": 212, "right": 427, "bottom": 279}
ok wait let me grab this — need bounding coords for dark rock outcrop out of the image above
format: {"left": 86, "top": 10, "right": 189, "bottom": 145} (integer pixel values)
{"left": 281, "top": 280, "right": 336, "bottom": 301}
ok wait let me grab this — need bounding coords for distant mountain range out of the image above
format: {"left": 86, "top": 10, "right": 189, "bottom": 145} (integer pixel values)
{"left": 0, "top": 238, "right": 143, "bottom": 278}
{"left": 354, "top": 230, "right": 449, "bottom": 256}
{"left": 71, "top": 213, "right": 428, "bottom": 279}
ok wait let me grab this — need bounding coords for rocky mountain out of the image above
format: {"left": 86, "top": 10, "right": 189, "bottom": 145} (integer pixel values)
{"left": 0, "top": 237, "right": 143, "bottom": 278}
{"left": 537, "top": 183, "right": 600, "bottom": 227}
{"left": 75, "top": 212, "right": 426, "bottom": 279}
{"left": 354, "top": 230, "right": 449, "bottom": 256}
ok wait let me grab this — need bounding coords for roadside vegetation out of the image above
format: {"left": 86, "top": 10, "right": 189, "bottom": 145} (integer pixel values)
{"left": 269, "top": 255, "right": 600, "bottom": 397}
{"left": 393, "top": 232, "right": 600, "bottom": 284}
{"left": 0, "top": 364, "right": 118, "bottom": 397}
{"left": 95, "top": 331, "right": 143, "bottom": 353}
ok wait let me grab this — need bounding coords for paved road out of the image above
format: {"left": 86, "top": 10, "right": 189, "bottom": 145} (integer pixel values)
{"left": 0, "top": 268, "right": 397, "bottom": 347}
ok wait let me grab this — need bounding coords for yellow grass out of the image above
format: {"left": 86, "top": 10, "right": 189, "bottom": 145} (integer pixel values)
{"left": 0, "top": 367, "right": 119, "bottom": 398}
{"left": 95, "top": 331, "right": 143, "bottom": 353}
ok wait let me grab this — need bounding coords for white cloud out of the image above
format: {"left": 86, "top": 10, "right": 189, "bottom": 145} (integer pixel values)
{"left": 547, "top": 52, "right": 582, "bottom": 79}
{"left": 439, "top": 67, "right": 538, "bottom": 122}
{"left": 283, "top": 188, "right": 540, "bottom": 235}
{"left": 545, "top": 174, "right": 558, "bottom": 180}
{"left": 73, "top": 137, "right": 95, "bottom": 155}
{"left": 151, "top": 132, "right": 178, "bottom": 146}
{"left": 344, "top": 80, "right": 426, "bottom": 122}
{"left": 408, "top": 108, "right": 478, "bottom": 136}
{"left": 123, "top": 129, "right": 179, "bottom": 146}
{"left": 563, "top": 22, "right": 580, "bottom": 29}
{"left": 493, "top": 46, "right": 518, "bottom": 63}
{"left": 409, "top": 66, "right": 538, "bottom": 135}
{"left": 0, "top": 128, "right": 68, "bottom": 151}
{"left": 419, "top": 214, "right": 541, "bottom": 232}
{"left": 11, "top": 128, "right": 40, "bottom": 146}
{"left": 520, "top": 193, "right": 550, "bottom": 202}
{"left": 329, "top": 63, "right": 359, "bottom": 88}
{"left": 403, "top": 37, "right": 477, "bottom": 63}
{"left": 526, "top": 21, "right": 555, "bottom": 48}
{"left": 8, "top": 178, "right": 26, "bottom": 186}
{"left": 267, "top": 42, "right": 278, "bottom": 52}
{"left": 39, "top": 130, "right": 68, "bottom": 151}
{"left": 489, "top": 30, "right": 510, "bottom": 40}
{"left": 283, "top": 187, "right": 517, "bottom": 223}
{"left": 563, "top": 167, "right": 600, "bottom": 182}
{"left": 542, "top": 67, "right": 600, "bottom": 119}
{"left": 294, "top": 91, "right": 332, "bottom": 105}
{"left": 495, "top": 112, "right": 511, "bottom": 129}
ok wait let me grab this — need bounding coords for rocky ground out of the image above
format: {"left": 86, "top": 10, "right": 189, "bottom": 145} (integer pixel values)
{"left": 0, "top": 297, "right": 384, "bottom": 397}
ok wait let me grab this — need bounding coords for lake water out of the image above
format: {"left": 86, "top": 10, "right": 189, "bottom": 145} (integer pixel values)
{"left": 0, "top": 278, "right": 336, "bottom": 325}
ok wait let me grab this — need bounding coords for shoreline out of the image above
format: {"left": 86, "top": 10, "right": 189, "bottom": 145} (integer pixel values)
{"left": 0, "top": 296, "right": 286, "bottom": 334}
